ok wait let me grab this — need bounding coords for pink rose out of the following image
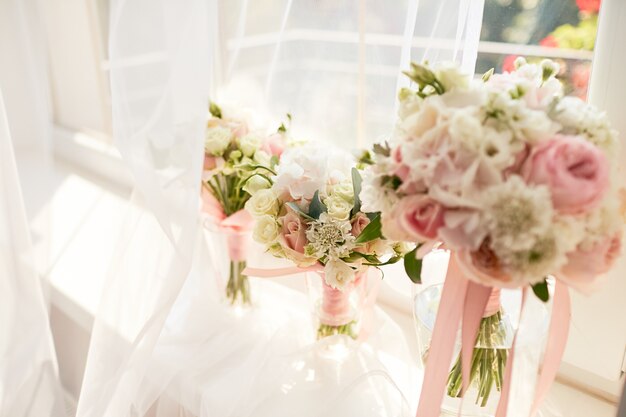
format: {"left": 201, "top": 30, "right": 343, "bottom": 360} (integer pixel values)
{"left": 522, "top": 136, "right": 609, "bottom": 214}
{"left": 397, "top": 195, "right": 445, "bottom": 241}
{"left": 560, "top": 234, "right": 622, "bottom": 292}
{"left": 281, "top": 209, "right": 308, "bottom": 253}
{"left": 263, "top": 133, "right": 287, "bottom": 156}
{"left": 456, "top": 241, "right": 516, "bottom": 288}
{"left": 351, "top": 212, "right": 370, "bottom": 237}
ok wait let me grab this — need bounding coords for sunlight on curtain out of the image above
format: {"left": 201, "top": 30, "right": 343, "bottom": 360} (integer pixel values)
{"left": 0, "top": 90, "right": 65, "bottom": 417}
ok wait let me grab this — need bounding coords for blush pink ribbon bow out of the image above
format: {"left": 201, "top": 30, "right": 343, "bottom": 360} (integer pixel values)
{"left": 201, "top": 185, "right": 255, "bottom": 261}
{"left": 415, "top": 252, "right": 571, "bottom": 417}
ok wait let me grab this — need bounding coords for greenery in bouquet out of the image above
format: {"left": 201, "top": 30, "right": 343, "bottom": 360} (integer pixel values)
{"left": 359, "top": 58, "right": 622, "bottom": 406}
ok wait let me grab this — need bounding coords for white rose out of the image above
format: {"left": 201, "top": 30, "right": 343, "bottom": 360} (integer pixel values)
{"left": 253, "top": 215, "right": 280, "bottom": 244}
{"left": 324, "top": 259, "right": 356, "bottom": 290}
{"left": 238, "top": 134, "right": 263, "bottom": 157}
{"left": 205, "top": 126, "right": 232, "bottom": 156}
{"left": 330, "top": 180, "right": 354, "bottom": 203}
{"left": 324, "top": 196, "right": 353, "bottom": 221}
{"left": 243, "top": 174, "right": 271, "bottom": 195}
{"left": 245, "top": 188, "right": 278, "bottom": 217}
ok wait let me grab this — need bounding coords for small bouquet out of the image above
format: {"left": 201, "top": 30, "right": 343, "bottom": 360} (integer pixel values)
{"left": 361, "top": 58, "right": 622, "bottom": 413}
{"left": 245, "top": 144, "right": 412, "bottom": 339}
{"left": 201, "top": 102, "right": 287, "bottom": 305}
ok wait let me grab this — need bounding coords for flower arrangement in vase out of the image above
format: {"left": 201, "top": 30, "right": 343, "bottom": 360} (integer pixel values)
{"left": 245, "top": 144, "right": 413, "bottom": 339}
{"left": 201, "top": 102, "right": 287, "bottom": 306}
{"left": 360, "top": 58, "right": 623, "bottom": 416}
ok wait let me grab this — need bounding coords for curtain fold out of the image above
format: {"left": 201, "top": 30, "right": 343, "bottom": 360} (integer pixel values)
{"left": 75, "top": 0, "right": 212, "bottom": 416}
{"left": 0, "top": 90, "right": 65, "bottom": 417}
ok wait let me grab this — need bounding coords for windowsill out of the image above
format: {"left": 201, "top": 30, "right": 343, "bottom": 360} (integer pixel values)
{"left": 14, "top": 136, "right": 620, "bottom": 416}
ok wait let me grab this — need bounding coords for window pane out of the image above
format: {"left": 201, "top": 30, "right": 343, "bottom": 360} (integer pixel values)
{"left": 477, "top": 0, "right": 600, "bottom": 100}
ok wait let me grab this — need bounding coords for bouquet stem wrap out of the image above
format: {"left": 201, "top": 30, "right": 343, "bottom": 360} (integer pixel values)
{"left": 243, "top": 267, "right": 380, "bottom": 341}
{"left": 416, "top": 252, "right": 571, "bottom": 417}
{"left": 206, "top": 208, "right": 255, "bottom": 305}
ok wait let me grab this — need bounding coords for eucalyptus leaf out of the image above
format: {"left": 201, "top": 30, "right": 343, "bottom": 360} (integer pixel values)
{"left": 308, "top": 190, "right": 327, "bottom": 219}
{"left": 286, "top": 202, "right": 315, "bottom": 221}
{"left": 531, "top": 279, "right": 550, "bottom": 302}
{"left": 354, "top": 214, "right": 382, "bottom": 244}
{"left": 351, "top": 167, "right": 362, "bottom": 215}
{"left": 404, "top": 246, "right": 423, "bottom": 284}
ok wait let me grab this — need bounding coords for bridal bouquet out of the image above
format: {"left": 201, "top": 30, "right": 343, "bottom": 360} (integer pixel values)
{"left": 246, "top": 144, "right": 412, "bottom": 338}
{"left": 361, "top": 58, "right": 622, "bottom": 414}
{"left": 201, "top": 102, "right": 287, "bottom": 305}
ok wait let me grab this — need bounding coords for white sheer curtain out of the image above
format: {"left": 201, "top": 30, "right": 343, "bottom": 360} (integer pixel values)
{"left": 75, "top": 1, "right": 485, "bottom": 416}
{"left": 0, "top": 0, "right": 65, "bottom": 414}
{"left": 0, "top": 91, "right": 65, "bottom": 417}
{"left": 215, "top": 0, "right": 485, "bottom": 147}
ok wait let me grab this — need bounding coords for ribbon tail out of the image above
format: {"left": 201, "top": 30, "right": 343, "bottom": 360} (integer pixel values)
{"left": 495, "top": 288, "right": 529, "bottom": 417}
{"left": 460, "top": 282, "right": 493, "bottom": 400}
{"left": 529, "top": 280, "right": 571, "bottom": 416}
{"left": 415, "top": 254, "right": 469, "bottom": 417}
{"left": 243, "top": 264, "right": 323, "bottom": 278}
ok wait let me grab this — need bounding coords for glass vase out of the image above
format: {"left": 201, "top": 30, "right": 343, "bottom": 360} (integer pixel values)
{"left": 305, "top": 270, "right": 369, "bottom": 341}
{"left": 414, "top": 284, "right": 515, "bottom": 417}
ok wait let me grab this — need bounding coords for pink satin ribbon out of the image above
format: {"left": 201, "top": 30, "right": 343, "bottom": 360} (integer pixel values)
{"left": 416, "top": 252, "right": 572, "bottom": 417}
{"left": 201, "top": 185, "right": 255, "bottom": 262}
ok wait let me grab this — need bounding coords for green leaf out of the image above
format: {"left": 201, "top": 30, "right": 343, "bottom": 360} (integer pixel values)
{"left": 354, "top": 213, "right": 382, "bottom": 244}
{"left": 363, "top": 255, "right": 403, "bottom": 267}
{"left": 351, "top": 167, "right": 362, "bottom": 215}
{"left": 308, "top": 190, "right": 327, "bottom": 219}
{"left": 372, "top": 142, "right": 391, "bottom": 157}
{"left": 209, "top": 101, "right": 222, "bottom": 119}
{"left": 531, "top": 279, "right": 550, "bottom": 302}
{"left": 286, "top": 202, "right": 315, "bottom": 221}
{"left": 342, "top": 251, "right": 380, "bottom": 264}
{"left": 482, "top": 68, "right": 494, "bottom": 82}
{"left": 404, "top": 246, "right": 423, "bottom": 284}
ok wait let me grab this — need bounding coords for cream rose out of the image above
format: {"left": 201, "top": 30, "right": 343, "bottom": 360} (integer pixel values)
{"left": 324, "top": 259, "right": 356, "bottom": 290}
{"left": 253, "top": 215, "right": 280, "bottom": 244}
{"left": 245, "top": 189, "right": 279, "bottom": 217}
{"left": 205, "top": 126, "right": 232, "bottom": 156}
{"left": 243, "top": 175, "right": 271, "bottom": 195}
{"left": 330, "top": 181, "right": 355, "bottom": 203}
{"left": 239, "top": 134, "right": 263, "bottom": 157}
{"left": 324, "top": 196, "right": 353, "bottom": 221}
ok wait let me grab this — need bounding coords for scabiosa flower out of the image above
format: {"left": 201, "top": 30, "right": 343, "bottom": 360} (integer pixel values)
{"left": 484, "top": 176, "right": 553, "bottom": 252}
{"left": 304, "top": 213, "right": 355, "bottom": 260}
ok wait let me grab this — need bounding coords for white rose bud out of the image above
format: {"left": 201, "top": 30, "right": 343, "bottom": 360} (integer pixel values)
{"left": 253, "top": 150, "right": 272, "bottom": 166}
{"left": 238, "top": 134, "right": 263, "bottom": 157}
{"left": 253, "top": 215, "right": 280, "bottom": 244}
{"left": 324, "top": 259, "right": 356, "bottom": 291}
{"left": 245, "top": 188, "right": 279, "bottom": 217}
{"left": 243, "top": 175, "right": 271, "bottom": 195}
{"left": 205, "top": 126, "right": 232, "bottom": 156}
{"left": 324, "top": 196, "right": 353, "bottom": 221}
